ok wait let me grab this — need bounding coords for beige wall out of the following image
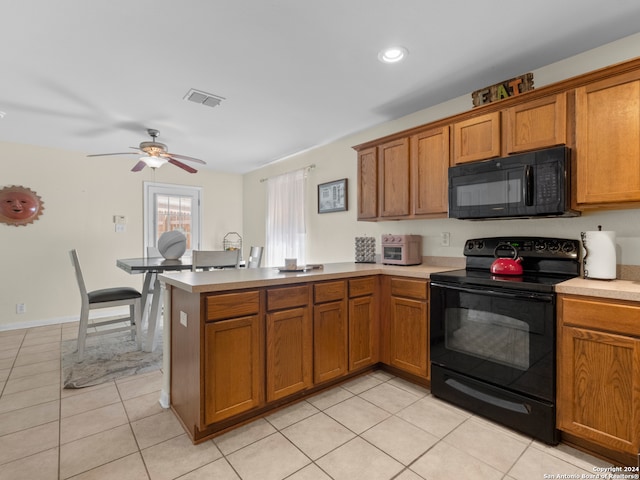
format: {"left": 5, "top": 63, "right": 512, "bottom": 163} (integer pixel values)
{"left": 242, "top": 32, "right": 640, "bottom": 267}
{"left": 4, "top": 33, "right": 640, "bottom": 330}
{"left": 1, "top": 142, "right": 243, "bottom": 329}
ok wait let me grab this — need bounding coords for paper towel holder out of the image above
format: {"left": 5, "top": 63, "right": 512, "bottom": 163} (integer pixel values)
{"left": 580, "top": 225, "right": 617, "bottom": 280}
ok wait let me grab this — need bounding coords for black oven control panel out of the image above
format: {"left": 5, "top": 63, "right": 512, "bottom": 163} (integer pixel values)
{"left": 464, "top": 236, "right": 579, "bottom": 260}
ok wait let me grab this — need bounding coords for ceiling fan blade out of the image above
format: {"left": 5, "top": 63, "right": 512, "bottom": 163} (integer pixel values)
{"left": 165, "top": 152, "right": 206, "bottom": 165}
{"left": 131, "top": 160, "right": 147, "bottom": 172}
{"left": 168, "top": 158, "right": 198, "bottom": 173}
{"left": 87, "top": 152, "right": 138, "bottom": 157}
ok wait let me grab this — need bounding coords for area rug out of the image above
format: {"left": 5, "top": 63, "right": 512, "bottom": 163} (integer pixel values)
{"left": 62, "top": 329, "right": 163, "bottom": 389}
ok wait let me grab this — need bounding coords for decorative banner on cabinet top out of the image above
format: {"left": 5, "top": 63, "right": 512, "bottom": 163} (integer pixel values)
{"left": 472, "top": 73, "right": 534, "bottom": 107}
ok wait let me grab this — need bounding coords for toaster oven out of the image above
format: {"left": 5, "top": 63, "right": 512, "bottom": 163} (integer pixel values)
{"left": 381, "top": 234, "right": 422, "bottom": 265}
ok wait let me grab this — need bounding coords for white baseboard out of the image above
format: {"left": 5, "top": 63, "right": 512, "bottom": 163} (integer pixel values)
{"left": 0, "top": 307, "right": 131, "bottom": 332}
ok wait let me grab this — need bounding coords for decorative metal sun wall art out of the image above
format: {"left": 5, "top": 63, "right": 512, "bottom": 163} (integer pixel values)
{"left": 0, "top": 185, "right": 45, "bottom": 226}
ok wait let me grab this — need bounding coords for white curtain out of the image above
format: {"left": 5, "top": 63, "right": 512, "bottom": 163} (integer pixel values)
{"left": 265, "top": 168, "right": 306, "bottom": 267}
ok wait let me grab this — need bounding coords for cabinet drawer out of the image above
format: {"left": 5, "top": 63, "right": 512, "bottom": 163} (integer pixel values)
{"left": 390, "top": 277, "right": 427, "bottom": 300}
{"left": 267, "top": 285, "right": 310, "bottom": 311}
{"left": 314, "top": 281, "right": 346, "bottom": 304}
{"left": 349, "top": 277, "right": 376, "bottom": 297}
{"left": 206, "top": 291, "right": 260, "bottom": 322}
{"left": 560, "top": 295, "right": 640, "bottom": 337}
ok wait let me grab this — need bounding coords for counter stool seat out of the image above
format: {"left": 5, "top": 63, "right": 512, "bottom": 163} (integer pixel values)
{"left": 88, "top": 287, "right": 141, "bottom": 304}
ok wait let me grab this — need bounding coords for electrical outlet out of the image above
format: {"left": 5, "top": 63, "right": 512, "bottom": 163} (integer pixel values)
{"left": 441, "top": 232, "right": 450, "bottom": 247}
{"left": 16, "top": 303, "right": 26, "bottom": 314}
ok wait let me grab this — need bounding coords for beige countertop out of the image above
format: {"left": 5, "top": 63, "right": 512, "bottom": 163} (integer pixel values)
{"left": 160, "top": 260, "right": 640, "bottom": 303}
{"left": 556, "top": 276, "right": 640, "bottom": 302}
{"left": 159, "top": 261, "right": 460, "bottom": 293}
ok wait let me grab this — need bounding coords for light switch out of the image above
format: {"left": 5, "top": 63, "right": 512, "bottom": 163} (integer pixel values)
{"left": 180, "top": 311, "right": 188, "bottom": 327}
{"left": 113, "top": 215, "right": 126, "bottom": 224}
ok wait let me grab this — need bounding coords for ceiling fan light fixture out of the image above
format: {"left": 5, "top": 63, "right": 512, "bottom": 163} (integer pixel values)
{"left": 142, "top": 156, "right": 167, "bottom": 169}
{"left": 378, "top": 46, "right": 408, "bottom": 64}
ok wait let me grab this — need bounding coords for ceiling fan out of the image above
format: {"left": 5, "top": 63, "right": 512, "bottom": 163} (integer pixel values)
{"left": 87, "top": 128, "right": 206, "bottom": 173}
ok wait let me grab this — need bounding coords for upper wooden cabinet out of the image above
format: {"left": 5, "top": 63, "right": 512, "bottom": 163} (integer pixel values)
{"left": 357, "top": 147, "right": 378, "bottom": 220}
{"left": 505, "top": 93, "right": 566, "bottom": 154}
{"left": 453, "top": 111, "right": 501, "bottom": 164}
{"left": 410, "top": 126, "right": 449, "bottom": 216}
{"left": 355, "top": 128, "right": 449, "bottom": 221}
{"left": 355, "top": 57, "right": 640, "bottom": 219}
{"left": 452, "top": 94, "right": 566, "bottom": 164}
{"left": 575, "top": 69, "right": 640, "bottom": 207}
{"left": 378, "top": 138, "right": 410, "bottom": 217}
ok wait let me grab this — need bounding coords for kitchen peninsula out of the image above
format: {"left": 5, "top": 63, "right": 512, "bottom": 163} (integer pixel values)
{"left": 160, "top": 261, "right": 640, "bottom": 465}
{"left": 159, "top": 261, "right": 460, "bottom": 443}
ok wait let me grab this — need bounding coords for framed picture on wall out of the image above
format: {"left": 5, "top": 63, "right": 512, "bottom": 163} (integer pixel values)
{"left": 318, "top": 178, "right": 348, "bottom": 213}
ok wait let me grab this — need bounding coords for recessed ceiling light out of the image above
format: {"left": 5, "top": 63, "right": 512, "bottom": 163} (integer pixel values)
{"left": 378, "top": 46, "right": 408, "bottom": 64}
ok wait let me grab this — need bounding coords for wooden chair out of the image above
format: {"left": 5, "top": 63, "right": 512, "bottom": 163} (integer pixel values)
{"left": 246, "top": 246, "right": 263, "bottom": 268}
{"left": 69, "top": 249, "right": 142, "bottom": 361}
{"left": 191, "top": 250, "right": 240, "bottom": 271}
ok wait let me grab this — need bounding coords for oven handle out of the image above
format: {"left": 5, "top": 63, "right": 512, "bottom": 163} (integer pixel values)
{"left": 445, "top": 377, "right": 531, "bottom": 414}
{"left": 430, "top": 282, "right": 554, "bottom": 303}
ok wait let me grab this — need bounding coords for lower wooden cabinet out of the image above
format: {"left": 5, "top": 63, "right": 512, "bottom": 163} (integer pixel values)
{"left": 348, "top": 277, "right": 379, "bottom": 371}
{"left": 386, "top": 277, "right": 429, "bottom": 379}
{"left": 170, "top": 274, "right": 422, "bottom": 443}
{"left": 203, "top": 315, "right": 263, "bottom": 424}
{"left": 313, "top": 281, "right": 348, "bottom": 384}
{"left": 557, "top": 295, "right": 640, "bottom": 457}
{"left": 266, "top": 285, "right": 313, "bottom": 402}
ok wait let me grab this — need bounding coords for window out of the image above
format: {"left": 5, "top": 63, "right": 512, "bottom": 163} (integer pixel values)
{"left": 265, "top": 169, "right": 306, "bottom": 267}
{"left": 144, "top": 182, "right": 202, "bottom": 255}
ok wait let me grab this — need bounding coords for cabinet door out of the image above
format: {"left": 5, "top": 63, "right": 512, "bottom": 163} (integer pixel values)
{"left": 266, "top": 307, "right": 312, "bottom": 402}
{"left": 313, "top": 300, "right": 348, "bottom": 383}
{"left": 558, "top": 325, "right": 640, "bottom": 454}
{"left": 453, "top": 111, "right": 501, "bottom": 164}
{"left": 389, "top": 296, "right": 428, "bottom": 378}
{"left": 349, "top": 295, "right": 378, "bottom": 371}
{"left": 410, "top": 127, "right": 449, "bottom": 216}
{"left": 379, "top": 138, "right": 410, "bottom": 217}
{"left": 357, "top": 147, "right": 378, "bottom": 220}
{"left": 204, "top": 315, "right": 262, "bottom": 424}
{"left": 505, "top": 93, "right": 566, "bottom": 154}
{"left": 575, "top": 70, "right": 640, "bottom": 205}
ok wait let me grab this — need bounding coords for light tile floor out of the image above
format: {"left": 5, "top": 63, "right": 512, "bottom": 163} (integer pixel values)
{"left": 0, "top": 323, "right": 618, "bottom": 479}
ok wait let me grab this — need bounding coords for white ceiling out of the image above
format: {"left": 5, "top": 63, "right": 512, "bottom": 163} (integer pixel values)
{"left": 2, "top": 1, "right": 640, "bottom": 174}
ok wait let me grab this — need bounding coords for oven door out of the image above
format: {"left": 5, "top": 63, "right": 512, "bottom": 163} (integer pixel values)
{"left": 430, "top": 281, "right": 555, "bottom": 402}
{"left": 382, "top": 245, "right": 403, "bottom": 264}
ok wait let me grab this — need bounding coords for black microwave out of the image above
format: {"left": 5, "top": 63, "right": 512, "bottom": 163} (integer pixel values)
{"left": 448, "top": 146, "right": 578, "bottom": 220}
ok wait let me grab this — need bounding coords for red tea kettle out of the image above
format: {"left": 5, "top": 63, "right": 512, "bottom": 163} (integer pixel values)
{"left": 490, "top": 244, "right": 523, "bottom": 275}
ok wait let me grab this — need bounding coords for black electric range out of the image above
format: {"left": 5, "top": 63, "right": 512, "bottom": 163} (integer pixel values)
{"left": 430, "top": 236, "right": 581, "bottom": 292}
{"left": 429, "top": 236, "right": 581, "bottom": 444}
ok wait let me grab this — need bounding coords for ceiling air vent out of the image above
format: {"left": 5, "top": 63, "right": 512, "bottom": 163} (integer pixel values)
{"left": 183, "top": 89, "right": 225, "bottom": 108}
